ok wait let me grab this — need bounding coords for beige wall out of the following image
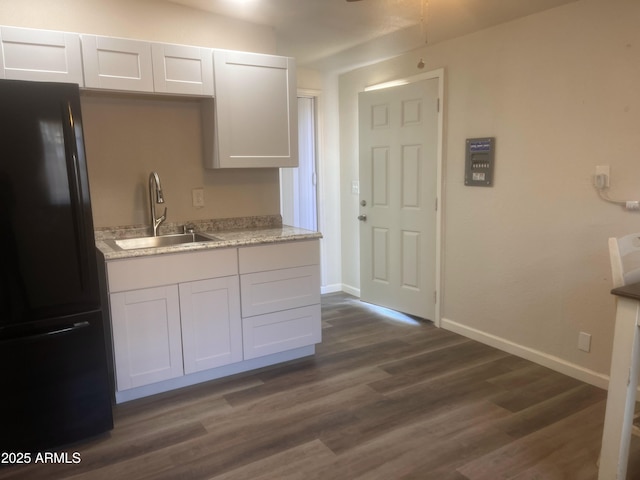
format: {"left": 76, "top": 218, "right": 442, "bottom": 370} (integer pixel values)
{"left": 0, "top": 0, "right": 283, "bottom": 228}
{"left": 80, "top": 92, "right": 279, "bottom": 227}
{"left": 339, "top": 0, "right": 640, "bottom": 378}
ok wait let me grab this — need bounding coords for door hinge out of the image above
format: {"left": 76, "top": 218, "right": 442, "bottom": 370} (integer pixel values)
{"left": 434, "top": 291, "right": 437, "bottom": 303}
{"left": 435, "top": 197, "right": 438, "bottom": 211}
{"left": 437, "top": 98, "right": 440, "bottom": 112}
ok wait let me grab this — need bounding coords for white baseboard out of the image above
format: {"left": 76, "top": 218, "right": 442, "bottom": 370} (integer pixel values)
{"left": 321, "top": 283, "right": 343, "bottom": 294}
{"left": 340, "top": 284, "right": 360, "bottom": 297}
{"left": 441, "top": 317, "right": 610, "bottom": 390}
{"left": 115, "top": 345, "right": 315, "bottom": 403}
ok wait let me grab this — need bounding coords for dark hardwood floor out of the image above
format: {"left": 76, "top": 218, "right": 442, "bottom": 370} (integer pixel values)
{"left": 2, "top": 292, "right": 639, "bottom": 479}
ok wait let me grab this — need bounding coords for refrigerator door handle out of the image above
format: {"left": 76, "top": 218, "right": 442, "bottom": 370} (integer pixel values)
{"left": 1, "top": 321, "right": 91, "bottom": 345}
{"left": 62, "top": 100, "right": 90, "bottom": 286}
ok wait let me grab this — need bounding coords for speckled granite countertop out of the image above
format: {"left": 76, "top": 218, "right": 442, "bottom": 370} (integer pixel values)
{"left": 95, "top": 215, "right": 322, "bottom": 261}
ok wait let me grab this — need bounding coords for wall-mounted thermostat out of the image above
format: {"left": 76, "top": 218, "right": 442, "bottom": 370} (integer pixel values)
{"left": 465, "top": 137, "right": 495, "bottom": 187}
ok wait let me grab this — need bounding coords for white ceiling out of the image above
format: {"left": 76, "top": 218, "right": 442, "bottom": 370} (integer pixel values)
{"left": 167, "top": 0, "right": 579, "bottom": 72}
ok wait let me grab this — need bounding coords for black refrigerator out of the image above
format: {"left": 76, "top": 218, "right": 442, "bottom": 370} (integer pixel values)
{"left": 0, "top": 79, "right": 113, "bottom": 451}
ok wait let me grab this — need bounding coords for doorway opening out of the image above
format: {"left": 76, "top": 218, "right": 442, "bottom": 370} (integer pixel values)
{"left": 280, "top": 94, "right": 319, "bottom": 231}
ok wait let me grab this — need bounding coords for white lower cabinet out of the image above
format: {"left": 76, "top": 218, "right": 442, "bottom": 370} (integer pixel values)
{"left": 179, "top": 276, "right": 242, "bottom": 374}
{"left": 110, "top": 285, "right": 183, "bottom": 390}
{"left": 110, "top": 275, "right": 241, "bottom": 391}
{"left": 106, "top": 249, "right": 241, "bottom": 392}
{"left": 239, "top": 240, "right": 321, "bottom": 359}
{"left": 105, "top": 241, "right": 321, "bottom": 400}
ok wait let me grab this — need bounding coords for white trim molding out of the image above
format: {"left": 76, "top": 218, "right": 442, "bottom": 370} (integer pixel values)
{"left": 339, "top": 284, "right": 360, "bottom": 297}
{"left": 321, "top": 283, "right": 344, "bottom": 295}
{"left": 441, "top": 317, "right": 610, "bottom": 390}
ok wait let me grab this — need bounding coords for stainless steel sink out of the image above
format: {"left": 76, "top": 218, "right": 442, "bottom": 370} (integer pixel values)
{"left": 110, "top": 233, "right": 220, "bottom": 251}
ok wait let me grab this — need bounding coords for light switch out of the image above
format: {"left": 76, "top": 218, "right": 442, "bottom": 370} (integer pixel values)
{"left": 192, "top": 188, "right": 205, "bottom": 208}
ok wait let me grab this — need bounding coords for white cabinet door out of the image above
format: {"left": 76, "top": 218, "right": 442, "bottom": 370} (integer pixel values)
{"left": 0, "top": 26, "right": 83, "bottom": 85}
{"left": 179, "top": 276, "right": 242, "bottom": 374}
{"left": 110, "top": 286, "right": 183, "bottom": 390}
{"left": 206, "top": 50, "right": 298, "bottom": 168}
{"left": 151, "top": 43, "right": 213, "bottom": 96}
{"left": 81, "top": 35, "right": 154, "bottom": 92}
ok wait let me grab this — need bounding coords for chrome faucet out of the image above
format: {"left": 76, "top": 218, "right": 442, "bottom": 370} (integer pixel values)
{"left": 148, "top": 171, "right": 166, "bottom": 236}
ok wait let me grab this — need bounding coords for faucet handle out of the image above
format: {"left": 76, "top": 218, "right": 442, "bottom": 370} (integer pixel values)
{"left": 183, "top": 223, "right": 195, "bottom": 234}
{"left": 159, "top": 207, "right": 167, "bottom": 223}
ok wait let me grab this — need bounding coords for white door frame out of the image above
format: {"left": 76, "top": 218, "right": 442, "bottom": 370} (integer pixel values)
{"left": 280, "top": 91, "right": 319, "bottom": 231}
{"left": 363, "top": 68, "right": 445, "bottom": 327}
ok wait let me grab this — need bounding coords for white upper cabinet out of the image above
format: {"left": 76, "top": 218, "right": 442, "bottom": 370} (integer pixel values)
{"left": 0, "top": 26, "right": 83, "bottom": 85}
{"left": 151, "top": 43, "right": 213, "bottom": 96}
{"left": 206, "top": 50, "right": 298, "bottom": 168}
{"left": 81, "top": 35, "right": 215, "bottom": 96}
{"left": 81, "top": 35, "right": 154, "bottom": 92}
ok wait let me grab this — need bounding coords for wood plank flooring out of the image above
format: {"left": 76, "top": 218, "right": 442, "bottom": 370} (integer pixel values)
{"left": 2, "top": 292, "right": 639, "bottom": 479}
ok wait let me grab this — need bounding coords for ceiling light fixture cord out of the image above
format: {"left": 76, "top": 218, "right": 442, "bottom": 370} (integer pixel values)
{"left": 417, "top": 0, "right": 428, "bottom": 69}
{"left": 421, "top": 0, "right": 429, "bottom": 45}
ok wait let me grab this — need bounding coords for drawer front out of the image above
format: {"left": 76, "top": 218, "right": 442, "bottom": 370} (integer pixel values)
{"left": 242, "top": 305, "right": 321, "bottom": 360}
{"left": 239, "top": 239, "right": 319, "bottom": 274}
{"left": 240, "top": 265, "right": 320, "bottom": 317}
{"left": 107, "top": 248, "right": 238, "bottom": 292}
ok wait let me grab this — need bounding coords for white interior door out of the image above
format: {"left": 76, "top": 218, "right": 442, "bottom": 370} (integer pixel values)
{"left": 358, "top": 79, "right": 439, "bottom": 320}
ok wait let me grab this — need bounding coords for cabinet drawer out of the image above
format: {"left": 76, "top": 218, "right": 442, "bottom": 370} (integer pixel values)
{"left": 239, "top": 240, "right": 319, "bottom": 274}
{"left": 242, "top": 305, "right": 321, "bottom": 360}
{"left": 240, "top": 265, "right": 320, "bottom": 317}
{"left": 107, "top": 248, "right": 237, "bottom": 292}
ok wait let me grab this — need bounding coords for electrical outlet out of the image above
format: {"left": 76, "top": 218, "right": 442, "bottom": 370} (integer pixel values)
{"left": 578, "top": 332, "right": 591, "bottom": 352}
{"left": 192, "top": 188, "right": 205, "bottom": 208}
{"left": 594, "top": 165, "right": 610, "bottom": 189}
{"left": 351, "top": 180, "right": 360, "bottom": 195}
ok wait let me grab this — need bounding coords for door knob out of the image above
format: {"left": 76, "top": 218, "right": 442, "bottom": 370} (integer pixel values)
{"left": 357, "top": 214, "right": 367, "bottom": 221}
